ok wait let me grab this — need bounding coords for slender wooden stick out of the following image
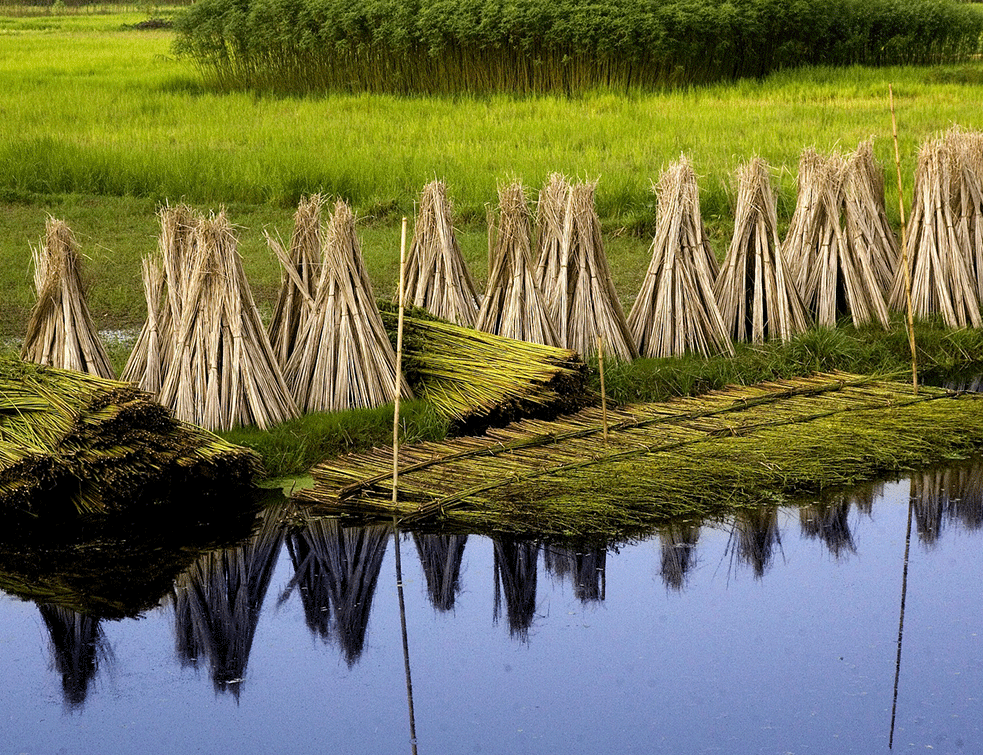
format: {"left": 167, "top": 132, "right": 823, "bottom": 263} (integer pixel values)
{"left": 393, "top": 217, "right": 408, "bottom": 506}
{"left": 890, "top": 84, "right": 918, "bottom": 395}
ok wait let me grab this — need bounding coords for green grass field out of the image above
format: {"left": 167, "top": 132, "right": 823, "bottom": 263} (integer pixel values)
{"left": 2, "top": 7, "right": 983, "bottom": 478}
{"left": 1, "top": 8, "right": 982, "bottom": 341}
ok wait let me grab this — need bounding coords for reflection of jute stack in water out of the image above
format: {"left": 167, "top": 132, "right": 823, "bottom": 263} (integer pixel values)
{"left": 405, "top": 180, "right": 480, "bottom": 326}
{"left": 658, "top": 520, "right": 700, "bottom": 591}
{"left": 783, "top": 143, "right": 896, "bottom": 328}
{"left": 908, "top": 461, "right": 983, "bottom": 543}
{"left": 492, "top": 537, "right": 539, "bottom": 640}
{"left": 627, "top": 157, "right": 733, "bottom": 358}
{"left": 172, "top": 506, "right": 285, "bottom": 696}
{"left": 715, "top": 158, "right": 809, "bottom": 344}
{"left": 543, "top": 543, "right": 605, "bottom": 602}
{"left": 476, "top": 181, "right": 560, "bottom": 346}
{"left": 280, "top": 514, "right": 389, "bottom": 665}
{"left": 798, "top": 498, "right": 856, "bottom": 558}
{"left": 890, "top": 130, "right": 983, "bottom": 327}
{"left": 266, "top": 194, "right": 323, "bottom": 367}
{"left": 730, "top": 505, "right": 781, "bottom": 579}
{"left": 552, "top": 181, "right": 637, "bottom": 360}
{"left": 413, "top": 533, "right": 468, "bottom": 611}
{"left": 21, "top": 218, "right": 115, "bottom": 379}
{"left": 38, "top": 604, "right": 107, "bottom": 709}
{"left": 285, "top": 200, "right": 412, "bottom": 413}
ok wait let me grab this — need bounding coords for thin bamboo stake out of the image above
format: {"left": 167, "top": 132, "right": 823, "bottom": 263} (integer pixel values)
{"left": 890, "top": 85, "right": 918, "bottom": 395}
{"left": 393, "top": 218, "right": 408, "bottom": 507}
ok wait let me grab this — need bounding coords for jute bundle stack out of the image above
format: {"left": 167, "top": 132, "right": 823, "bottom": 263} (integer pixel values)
{"left": 266, "top": 194, "right": 323, "bottom": 367}
{"left": 153, "top": 211, "right": 299, "bottom": 431}
{"left": 534, "top": 172, "right": 570, "bottom": 314}
{"left": 782, "top": 144, "right": 894, "bottom": 328}
{"left": 0, "top": 357, "right": 260, "bottom": 518}
{"left": 891, "top": 131, "right": 983, "bottom": 328}
{"left": 405, "top": 180, "right": 480, "bottom": 326}
{"left": 21, "top": 218, "right": 115, "bottom": 379}
{"left": 284, "top": 200, "right": 412, "bottom": 413}
{"left": 122, "top": 204, "right": 200, "bottom": 393}
{"left": 715, "top": 158, "right": 809, "bottom": 344}
{"left": 553, "top": 181, "right": 637, "bottom": 360}
{"left": 627, "top": 157, "right": 733, "bottom": 358}
{"left": 476, "top": 181, "right": 560, "bottom": 346}
{"left": 950, "top": 129, "right": 983, "bottom": 300}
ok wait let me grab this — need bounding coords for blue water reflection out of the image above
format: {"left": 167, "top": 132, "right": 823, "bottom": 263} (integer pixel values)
{"left": 2, "top": 465, "right": 982, "bottom": 754}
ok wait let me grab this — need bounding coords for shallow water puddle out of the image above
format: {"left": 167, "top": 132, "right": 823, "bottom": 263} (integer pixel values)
{"left": 1, "top": 467, "right": 982, "bottom": 754}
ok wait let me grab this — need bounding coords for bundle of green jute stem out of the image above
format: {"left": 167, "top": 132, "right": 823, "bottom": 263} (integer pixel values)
{"left": 714, "top": 157, "right": 809, "bottom": 344}
{"left": 379, "top": 302, "right": 587, "bottom": 429}
{"left": 294, "top": 373, "right": 983, "bottom": 540}
{"left": 0, "top": 356, "right": 260, "bottom": 518}
{"left": 889, "top": 129, "right": 983, "bottom": 328}
{"left": 266, "top": 194, "right": 323, "bottom": 367}
{"left": 782, "top": 142, "right": 895, "bottom": 329}
{"left": 404, "top": 180, "right": 480, "bottom": 327}
{"left": 284, "top": 200, "right": 412, "bottom": 413}
{"left": 627, "top": 156, "right": 733, "bottom": 358}
{"left": 476, "top": 180, "right": 560, "bottom": 347}
{"left": 20, "top": 218, "right": 115, "bottom": 380}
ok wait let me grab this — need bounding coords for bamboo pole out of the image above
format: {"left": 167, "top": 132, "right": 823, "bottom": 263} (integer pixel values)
{"left": 393, "top": 217, "right": 408, "bottom": 507}
{"left": 890, "top": 86, "right": 918, "bottom": 394}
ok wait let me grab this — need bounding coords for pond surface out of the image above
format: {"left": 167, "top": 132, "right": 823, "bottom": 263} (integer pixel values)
{"left": 2, "top": 464, "right": 982, "bottom": 754}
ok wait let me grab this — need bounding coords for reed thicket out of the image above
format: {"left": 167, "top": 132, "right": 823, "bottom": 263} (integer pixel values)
{"left": 174, "top": 0, "right": 983, "bottom": 94}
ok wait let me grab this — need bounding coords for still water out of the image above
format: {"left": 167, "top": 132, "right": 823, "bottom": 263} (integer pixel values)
{"left": 1, "top": 465, "right": 981, "bottom": 754}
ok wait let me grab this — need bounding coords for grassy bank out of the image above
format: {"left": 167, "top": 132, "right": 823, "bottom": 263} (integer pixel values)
{"left": 224, "top": 317, "right": 983, "bottom": 479}
{"left": 4, "top": 10, "right": 983, "bottom": 481}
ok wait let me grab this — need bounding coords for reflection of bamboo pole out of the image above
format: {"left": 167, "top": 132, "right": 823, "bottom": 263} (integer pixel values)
{"left": 393, "top": 525, "right": 418, "bottom": 755}
{"left": 890, "top": 84, "right": 918, "bottom": 395}
{"left": 889, "top": 496, "right": 914, "bottom": 749}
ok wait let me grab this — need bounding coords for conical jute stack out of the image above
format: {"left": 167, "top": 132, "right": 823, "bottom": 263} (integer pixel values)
{"left": 152, "top": 210, "right": 299, "bottom": 431}
{"left": 890, "top": 128, "right": 983, "bottom": 328}
{"left": 534, "top": 172, "right": 570, "bottom": 311}
{"left": 627, "top": 157, "right": 733, "bottom": 358}
{"left": 782, "top": 142, "right": 896, "bottom": 329}
{"left": 475, "top": 181, "right": 560, "bottom": 346}
{"left": 404, "top": 180, "right": 480, "bottom": 326}
{"left": 122, "top": 204, "right": 200, "bottom": 394}
{"left": 21, "top": 218, "right": 115, "bottom": 379}
{"left": 284, "top": 200, "right": 412, "bottom": 413}
{"left": 549, "top": 180, "right": 637, "bottom": 360}
{"left": 714, "top": 157, "right": 809, "bottom": 344}
{"left": 265, "top": 194, "right": 323, "bottom": 367}
{"left": 948, "top": 128, "right": 983, "bottom": 302}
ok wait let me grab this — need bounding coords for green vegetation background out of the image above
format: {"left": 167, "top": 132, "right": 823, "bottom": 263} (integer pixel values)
{"left": 2, "top": 5, "right": 983, "bottom": 476}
